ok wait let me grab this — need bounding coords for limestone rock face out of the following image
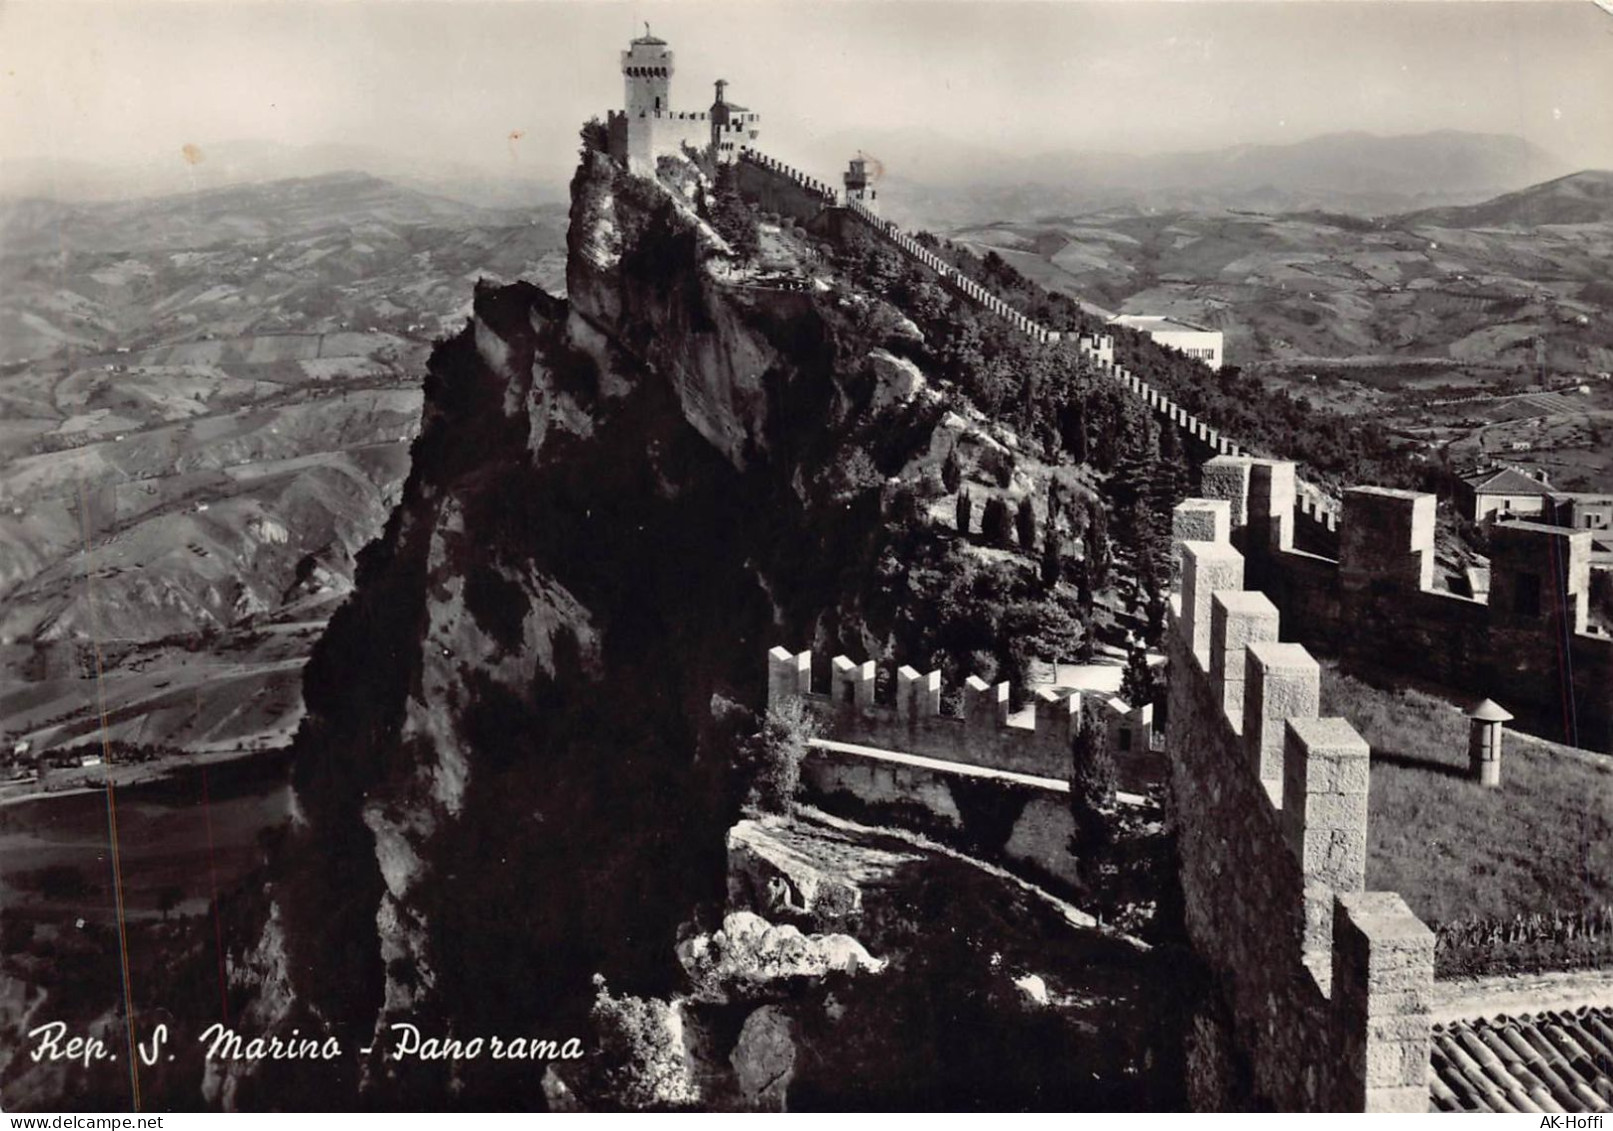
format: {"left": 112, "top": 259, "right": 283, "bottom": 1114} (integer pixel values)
{"left": 726, "top": 819, "right": 865, "bottom": 922}
{"left": 730, "top": 1005, "right": 797, "bottom": 1111}
{"left": 231, "top": 145, "right": 938, "bottom": 1108}
{"left": 677, "top": 910, "right": 885, "bottom": 1003}
{"left": 866, "top": 348, "right": 929, "bottom": 411}
{"left": 725, "top": 817, "right": 921, "bottom": 926}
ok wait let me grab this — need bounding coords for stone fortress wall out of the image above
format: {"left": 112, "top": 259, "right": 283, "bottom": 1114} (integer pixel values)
{"left": 1191, "top": 455, "right": 1613, "bottom": 754}
{"left": 765, "top": 647, "right": 1103, "bottom": 888}
{"left": 733, "top": 151, "right": 842, "bottom": 228}
{"left": 1167, "top": 499, "right": 1436, "bottom": 1111}
{"left": 767, "top": 646, "right": 1161, "bottom": 789}
{"left": 730, "top": 147, "right": 1345, "bottom": 556}
{"left": 607, "top": 109, "right": 712, "bottom": 178}
{"left": 731, "top": 143, "right": 1474, "bottom": 1116}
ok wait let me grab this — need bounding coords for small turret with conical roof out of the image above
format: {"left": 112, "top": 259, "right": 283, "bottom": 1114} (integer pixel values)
{"left": 1466, "top": 697, "right": 1514, "bottom": 787}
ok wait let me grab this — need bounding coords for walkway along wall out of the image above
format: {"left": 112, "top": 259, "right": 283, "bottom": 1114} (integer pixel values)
{"left": 729, "top": 147, "right": 1344, "bottom": 544}
{"left": 1187, "top": 455, "right": 1613, "bottom": 754}
{"left": 764, "top": 646, "right": 1168, "bottom": 887}
{"left": 1167, "top": 504, "right": 1435, "bottom": 1111}
{"left": 768, "top": 647, "right": 1082, "bottom": 782}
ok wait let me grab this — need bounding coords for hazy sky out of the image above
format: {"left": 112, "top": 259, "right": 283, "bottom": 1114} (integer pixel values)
{"left": 2, "top": 0, "right": 1610, "bottom": 190}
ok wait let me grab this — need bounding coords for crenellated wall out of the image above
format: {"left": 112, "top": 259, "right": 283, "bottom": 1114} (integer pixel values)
{"left": 768, "top": 647, "right": 1084, "bottom": 782}
{"left": 1168, "top": 504, "right": 1436, "bottom": 1111}
{"left": 1192, "top": 454, "right": 1613, "bottom": 753}
{"left": 763, "top": 646, "right": 1159, "bottom": 889}
{"left": 734, "top": 150, "right": 842, "bottom": 227}
{"left": 608, "top": 109, "right": 714, "bottom": 176}
{"left": 728, "top": 148, "right": 1350, "bottom": 517}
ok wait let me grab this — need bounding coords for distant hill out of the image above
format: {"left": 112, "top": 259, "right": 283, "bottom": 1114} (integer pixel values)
{"left": 0, "top": 170, "right": 569, "bottom": 755}
{"left": 0, "top": 140, "right": 568, "bottom": 209}
{"left": 1399, "top": 170, "right": 1613, "bottom": 229}
{"left": 0, "top": 170, "right": 554, "bottom": 257}
{"left": 806, "top": 129, "right": 1571, "bottom": 229}
{"left": 944, "top": 168, "right": 1613, "bottom": 373}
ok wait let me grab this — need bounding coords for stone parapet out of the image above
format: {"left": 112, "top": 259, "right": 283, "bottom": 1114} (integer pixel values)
{"left": 1167, "top": 497, "right": 1434, "bottom": 1111}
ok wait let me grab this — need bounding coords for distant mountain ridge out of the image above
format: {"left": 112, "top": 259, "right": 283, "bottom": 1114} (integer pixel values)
{"left": 1399, "top": 169, "right": 1613, "bottom": 228}
{"left": 943, "top": 165, "right": 1613, "bottom": 372}
{"left": 0, "top": 139, "right": 568, "bottom": 209}
{"left": 0, "top": 170, "right": 561, "bottom": 257}
{"left": 802, "top": 129, "right": 1572, "bottom": 229}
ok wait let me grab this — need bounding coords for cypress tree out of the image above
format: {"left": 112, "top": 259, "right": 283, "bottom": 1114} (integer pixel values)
{"left": 1015, "top": 496, "right": 1037, "bottom": 550}
{"left": 982, "top": 496, "right": 1012, "bottom": 547}
{"left": 955, "top": 490, "right": 973, "bottom": 536}
{"left": 1041, "top": 529, "right": 1063, "bottom": 588}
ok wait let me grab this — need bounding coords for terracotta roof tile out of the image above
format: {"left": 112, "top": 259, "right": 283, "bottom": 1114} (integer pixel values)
{"left": 1433, "top": 1008, "right": 1613, "bottom": 1113}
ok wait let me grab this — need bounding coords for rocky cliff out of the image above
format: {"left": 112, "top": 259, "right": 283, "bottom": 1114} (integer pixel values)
{"left": 221, "top": 147, "right": 946, "bottom": 1108}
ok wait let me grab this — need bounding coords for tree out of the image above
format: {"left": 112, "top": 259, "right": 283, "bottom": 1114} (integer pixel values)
{"left": 955, "top": 490, "right": 973, "bottom": 536}
{"left": 981, "top": 497, "right": 1013, "bottom": 548}
{"left": 579, "top": 116, "right": 608, "bottom": 156}
{"left": 941, "top": 448, "right": 963, "bottom": 493}
{"left": 1142, "top": 566, "right": 1168, "bottom": 646}
{"left": 739, "top": 700, "right": 820, "bottom": 815}
{"left": 1015, "top": 497, "right": 1037, "bottom": 551}
{"left": 1083, "top": 504, "right": 1111, "bottom": 590}
{"left": 709, "top": 162, "right": 760, "bottom": 261}
{"left": 1071, "top": 724, "right": 1118, "bottom": 891}
{"left": 157, "top": 885, "right": 184, "bottom": 922}
{"left": 1119, "top": 639, "right": 1157, "bottom": 711}
{"left": 585, "top": 978, "right": 699, "bottom": 1110}
{"left": 1041, "top": 529, "right": 1063, "bottom": 589}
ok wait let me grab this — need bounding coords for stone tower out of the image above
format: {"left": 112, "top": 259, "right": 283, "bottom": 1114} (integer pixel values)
{"left": 621, "top": 24, "right": 673, "bottom": 116}
{"left": 710, "top": 78, "right": 761, "bottom": 163}
{"left": 844, "top": 155, "right": 877, "bottom": 214}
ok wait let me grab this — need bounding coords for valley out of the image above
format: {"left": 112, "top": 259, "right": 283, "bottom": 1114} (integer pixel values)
{"left": 947, "top": 170, "right": 1613, "bottom": 491}
{"left": 0, "top": 173, "right": 568, "bottom": 790}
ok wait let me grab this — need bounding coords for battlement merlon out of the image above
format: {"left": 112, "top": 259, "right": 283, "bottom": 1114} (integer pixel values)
{"left": 1284, "top": 716, "right": 1369, "bottom": 963}
{"left": 1179, "top": 538, "right": 1246, "bottom": 668}
{"left": 1200, "top": 456, "right": 1255, "bottom": 528}
{"left": 1340, "top": 487, "right": 1435, "bottom": 593}
{"left": 1249, "top": 460, "right": 1298, "bottom": 553}
{"left": 1488, "top": 520, "right": 1592, "bottom": 635}
{"left": 1243, "top": 641, "right": 1321, "bottom": 803}
{"left": 1172, "top": 499, "right": 1232, "bottom": 591}
{"left": 1211, "top": 590, "right": 1280, "bottom": 731}
{"left": 1331, "top": 891, "right": 1436, "bottom": 1112}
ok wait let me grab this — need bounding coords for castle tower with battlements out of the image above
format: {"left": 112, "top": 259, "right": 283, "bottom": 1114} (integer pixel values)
{"left": 621, "top": 27, "right": 673, "bottom": 117}
{"left": 607, "top": 29, "right": 762, "bottom": 175}
{"left": 844, "top": 155, "right": 877, "bottom": 214}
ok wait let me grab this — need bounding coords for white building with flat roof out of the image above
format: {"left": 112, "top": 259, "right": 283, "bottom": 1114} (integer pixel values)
{"left": 1110, "top": 314, "right": 1224, "bottom": 371}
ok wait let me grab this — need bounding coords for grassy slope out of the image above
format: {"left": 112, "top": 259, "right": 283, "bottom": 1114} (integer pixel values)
{"left": 1320, "top": 661, "right": 1613, "bottom": 928}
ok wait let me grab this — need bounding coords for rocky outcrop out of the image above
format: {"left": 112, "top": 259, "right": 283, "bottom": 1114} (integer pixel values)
{"left": 730, "top": 1005, "right": 797, "bottom": 1111}
{"left": 237, "top": 147, "right": 944, "bottom": 1108}
{"left": 677, "top": 911, "right": 884, "bottom": 1004}
{"left": 726, "top": 817, "right": 919, "bottom": 925}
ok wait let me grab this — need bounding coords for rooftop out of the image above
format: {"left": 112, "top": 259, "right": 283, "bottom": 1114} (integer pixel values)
{"left": 1109, "top": 314, "right": 1216, "bottom": 335}
{"left": 1431, "top": 1008, "right": 1613, "bottom": 1112}
{"left": 1462, "top": 466, "right": 1554, "bottom": 496}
